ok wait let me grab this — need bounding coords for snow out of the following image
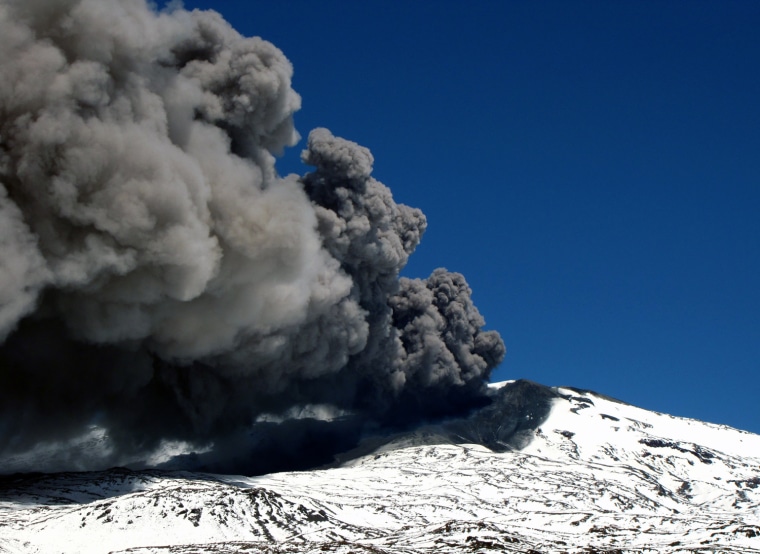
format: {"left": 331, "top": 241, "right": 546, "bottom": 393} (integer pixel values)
{"left": 2, "top": 380, "right": 760, "bottom": 553}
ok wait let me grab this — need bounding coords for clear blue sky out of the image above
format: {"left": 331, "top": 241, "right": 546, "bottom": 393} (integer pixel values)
{"left": 171, "top": 1, "right": 760, "bottom": 434}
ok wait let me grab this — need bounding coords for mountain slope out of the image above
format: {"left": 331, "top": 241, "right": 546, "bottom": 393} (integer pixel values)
{"left": 2, "top": 380, "right": 759, "bottom": 553}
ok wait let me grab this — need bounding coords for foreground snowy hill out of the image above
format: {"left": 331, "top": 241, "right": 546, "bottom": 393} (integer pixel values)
{"left": 2, "top": 380, "right": 759, "bottom": 553}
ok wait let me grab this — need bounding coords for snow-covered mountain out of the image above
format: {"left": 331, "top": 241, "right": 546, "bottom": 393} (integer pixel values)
{"left": 2, "top": 380, "right": 759, "bottom": 553}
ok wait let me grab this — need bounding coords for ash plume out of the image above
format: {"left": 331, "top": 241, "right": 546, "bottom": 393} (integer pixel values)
{"left": 0, "top": 0, "right": 504, "bottom": 474}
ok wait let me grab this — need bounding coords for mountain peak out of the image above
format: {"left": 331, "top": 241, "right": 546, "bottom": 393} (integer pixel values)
{"left": 2, "top": 381, "right": 759, "bottom": 553}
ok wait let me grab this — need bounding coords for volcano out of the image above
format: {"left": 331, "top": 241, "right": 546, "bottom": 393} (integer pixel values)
{"left": 2, "top": 380, "right": 759, "bottom": 553}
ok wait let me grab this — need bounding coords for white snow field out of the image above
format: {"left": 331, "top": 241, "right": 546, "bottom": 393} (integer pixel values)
{"left": 2, "top": 380, "right": 759, "bottom": 553}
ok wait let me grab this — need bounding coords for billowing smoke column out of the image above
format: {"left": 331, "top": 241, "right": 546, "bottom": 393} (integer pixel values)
{"left": 0, "top": 0, "right": 504, "bottom": 473}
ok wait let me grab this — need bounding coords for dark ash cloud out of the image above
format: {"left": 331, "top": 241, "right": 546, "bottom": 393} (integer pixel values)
{"left": 0, "top": 0, "right": 505, "bottom": 474}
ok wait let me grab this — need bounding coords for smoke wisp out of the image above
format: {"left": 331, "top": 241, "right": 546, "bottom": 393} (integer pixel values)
{"left": 0, "top": 0, "right": 505, "bottom": 474}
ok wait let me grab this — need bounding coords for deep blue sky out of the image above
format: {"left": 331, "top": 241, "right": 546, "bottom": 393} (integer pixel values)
{"left": 171, "top": 1, "right": 759, "bottom": 434}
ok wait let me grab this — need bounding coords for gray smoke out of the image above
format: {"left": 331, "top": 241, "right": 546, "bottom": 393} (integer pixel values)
{"left": 0, "top": 0, "right": 504, "bottom": 474}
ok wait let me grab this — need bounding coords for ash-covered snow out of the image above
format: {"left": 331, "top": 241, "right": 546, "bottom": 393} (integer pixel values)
{"left": 2, "top": 380, "right": 760, "bottom": 553}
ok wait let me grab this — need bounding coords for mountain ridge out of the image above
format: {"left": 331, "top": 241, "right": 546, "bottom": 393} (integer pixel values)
{"left": 2, "top": 380, "right": 759, "bottom": 553}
